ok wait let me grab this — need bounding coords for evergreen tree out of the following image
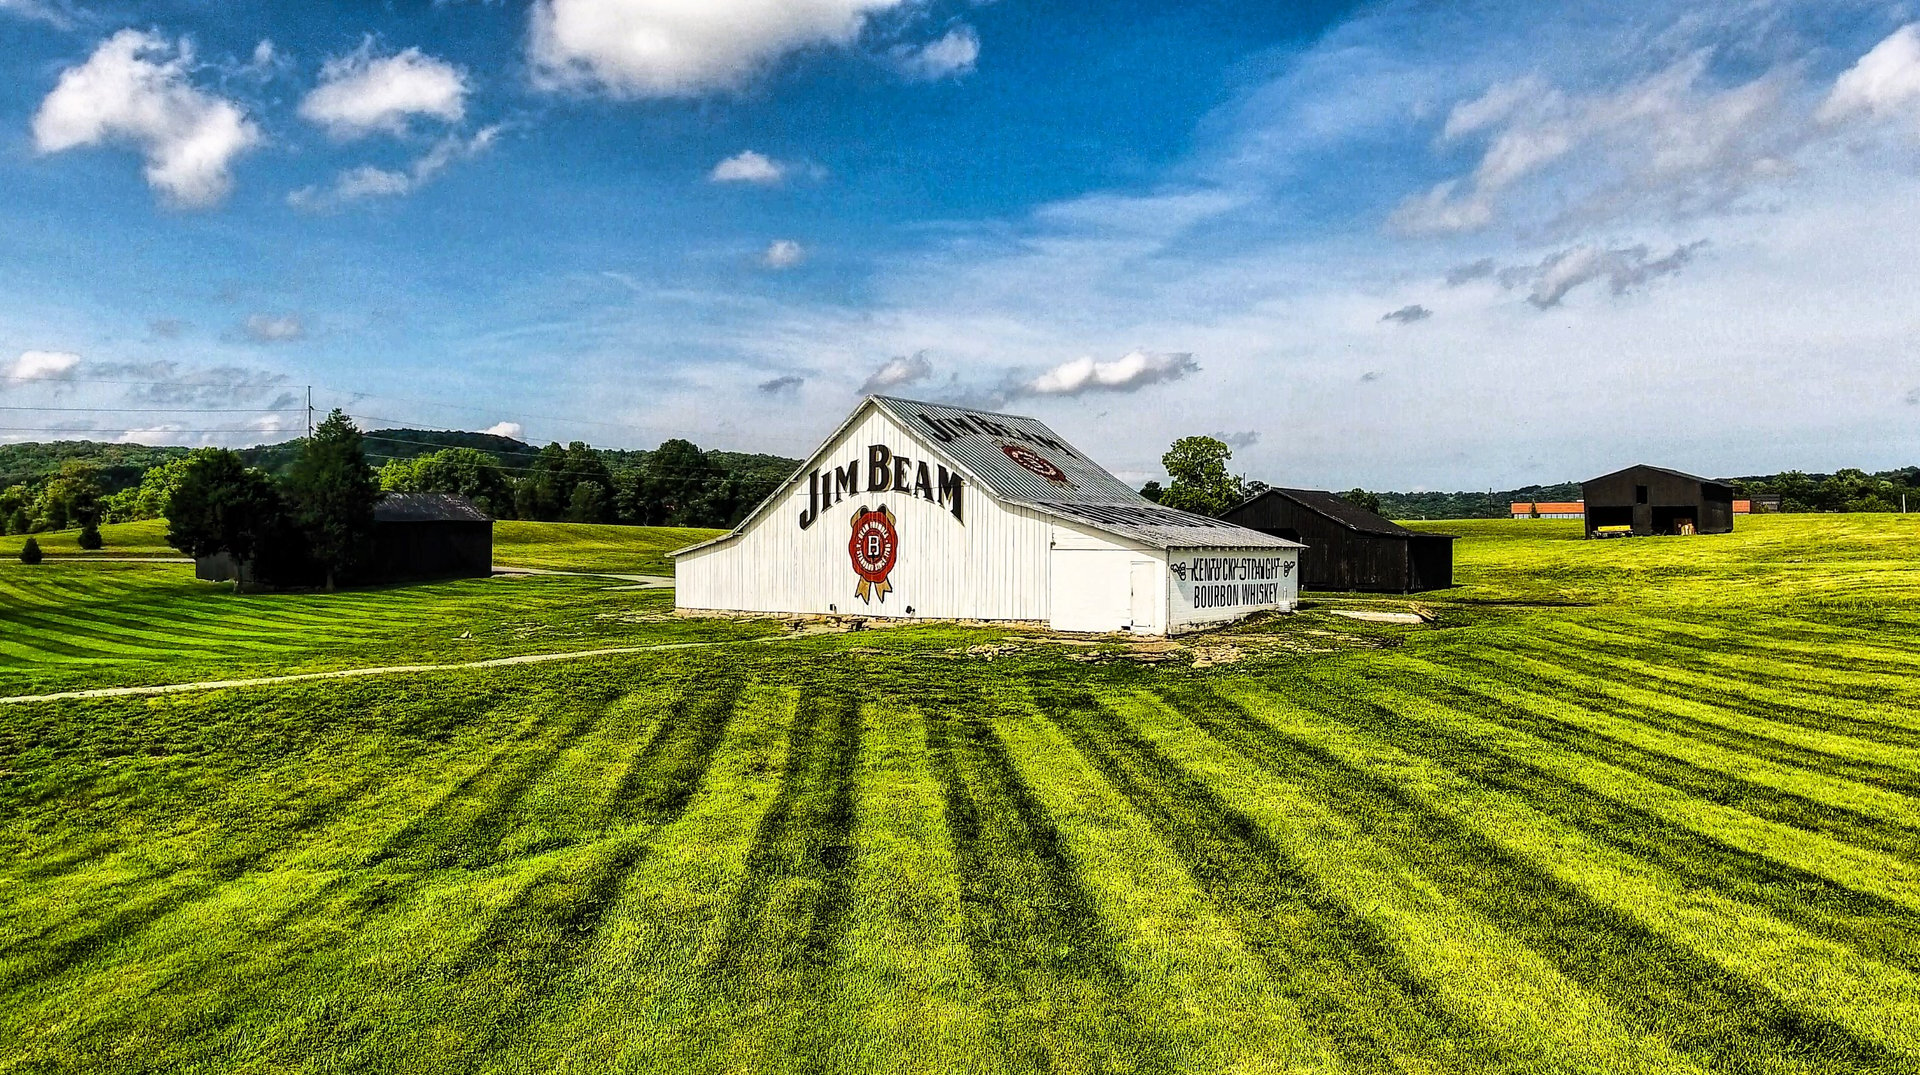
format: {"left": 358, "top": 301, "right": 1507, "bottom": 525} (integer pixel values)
{"left": 1342, "top": 488, "right": 1383, "bottom": 515}
{"left": 77, "top": 521, "right": 103, "bottom": 550}
{"left": 1139, "top": 480, "right": 1164, "bottom": 504}
{"left": 286, "top": 410, "right": 378, "bottom": 590}
{"left": 164, "top": 450, "right": 287, "bottom": 590}
{"left": 19, "top": 537, "right": 41, "bottom": 564}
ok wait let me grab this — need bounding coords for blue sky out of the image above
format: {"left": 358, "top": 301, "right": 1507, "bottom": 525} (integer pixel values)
{"left": 3, "top": 0, "right": 1920, "bottom": 489}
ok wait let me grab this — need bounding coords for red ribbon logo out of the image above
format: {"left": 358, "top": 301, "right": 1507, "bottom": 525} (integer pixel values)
{"left": 848, "top": 505, "right": 898, "bottom": 604}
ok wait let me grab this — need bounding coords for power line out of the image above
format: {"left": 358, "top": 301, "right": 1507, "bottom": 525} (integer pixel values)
{"left": 0, "top": 406, "right": 303, "bottom": 413}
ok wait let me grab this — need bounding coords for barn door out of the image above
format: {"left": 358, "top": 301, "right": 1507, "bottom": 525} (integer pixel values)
{"left": 1128, "top": 561, "right": 1157, "bottom": 633}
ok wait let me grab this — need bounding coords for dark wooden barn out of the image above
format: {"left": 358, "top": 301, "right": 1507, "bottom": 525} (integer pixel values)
{"left": 1581, "top": 465, "right": 1734, "bottom": 537}
{"left": 368, "top": 493, "right": 494, "bottom": 581}
{"left": 194, "top": 493, "right": 492, "bottom": 588}
{"left": 1221, "top": 488, "right": 1454, "bottom": 593}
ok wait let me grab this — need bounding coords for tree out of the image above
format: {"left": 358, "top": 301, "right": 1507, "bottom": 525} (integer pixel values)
{"left": 1159, "top": 436, "right": 1245, "bottom": 517}
{"left": 381, "top": 448, "right": 513, "bottom": 518}
{"left": 1342, "top": 488, "right": 1383, "bottom": 515}
{"left": 19, "top": 537, "right": 41, "bottom": 564}
{"left": 164, "top": 450, "right": 287, "bottom": 591}
{"left": 285, "top": 410, "right": 378, "bottom": 590}
{"left": 77, "top": 521, "right": 103, "bottom": 550}
{"left": 1139, "top": 480, "right": 1164, "bottom": 504}
{"left": 567, "top": 480, "right": 610, "bottom": 523}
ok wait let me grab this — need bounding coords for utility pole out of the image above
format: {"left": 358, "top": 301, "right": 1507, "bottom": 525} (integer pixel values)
{"left": 306, "top": 386, "right": 314, "bottom": 439}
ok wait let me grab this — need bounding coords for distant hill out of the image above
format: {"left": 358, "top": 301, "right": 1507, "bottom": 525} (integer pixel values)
{"left": 0, "top": 442, "right": 191, "bottom": 493}
{"left": 0, "top": 429, "right": 799, "bottom": 490}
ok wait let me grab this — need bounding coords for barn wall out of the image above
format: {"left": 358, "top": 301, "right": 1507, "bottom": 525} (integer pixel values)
{"left": 676, "top": 408, "right": 1055, "bottom": 620}
{"left": 1166, "top": 546, "right": 1299, "bottom": 632}
{"left": 1223, "top": 495, "right": 1413, "bottom": 591}
{"left": 1583, "top": 466, "right": 1735, "bottom": 537}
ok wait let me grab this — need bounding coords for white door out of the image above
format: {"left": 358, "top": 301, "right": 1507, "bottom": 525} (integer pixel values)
{"left": 1128, "top": 561, "right": 1157, "bottom": 633}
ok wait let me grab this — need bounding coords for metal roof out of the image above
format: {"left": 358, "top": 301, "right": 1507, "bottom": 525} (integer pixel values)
{"left": 1234, "top": 487, "right": 1420, "bottom": 538}
{"left": 676, "top": 396, "right": 1301, "bottom": 555}
{"left": 374, "top": 493, "right": 492, "bottom": 523}
{"left": 1585, "top": 463, "right": 1733, "bottom": 490}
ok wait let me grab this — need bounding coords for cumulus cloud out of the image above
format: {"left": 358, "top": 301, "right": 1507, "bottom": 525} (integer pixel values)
{"left": 761, "top": 239, "right": 805, "bottom": 269}
{"left": 710, "top": 150, "right": 785, "bottom": 184}
{"left": 859, "top": 353, "right": 933, "bottom": 394}
{"left": 299, "top": 42, "right": 469, "bottom": 138}
{"left": 1820, "top": 25, "right": 1920, "bottom": 125}
{"left": 289, "top": 125, "right": 502, "bottom": 209}
{"left": 1381, "top": 304, "right": 1432, "bottom": 324}
{"left": 758, "top": 374, "right": 804, "bottom": 394}
{"left": 242, "top": 313, "right": 305, "bottom": 342}
{"left": 480, "top": 421, "right": 525, "bottom": 439}
{"left": 890, "top": 25, "right": 979, "bottom": 81}
{"left": 1499, "top": 240, "right": 1707, "bottom": 308}
{"left": 1019, "top": 350, "right": 1199, "bottom": 397}
{"left": 1390, "top": 54, "right": 1795, "bottom": 235}
{"left": 31, "top": 30, "right": 261, "bottom": 208}
{"left": 528, "top": 0, "right": 905, "bottom": 97}
{"left": 1217, "top": 430, "right": 1260, "bottom": 449}
{"left": 4, "top": 350, "right": 81, "bottom": 385}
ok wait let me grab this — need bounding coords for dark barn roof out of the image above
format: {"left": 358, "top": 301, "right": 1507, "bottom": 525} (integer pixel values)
{"left": 1587, "top": 464, "right": 1733, "bottom": 491}
{"left": 374, "top": 493, "right": 492, "bottom": 524}
{"left": 1236, "top": 488, "right": 1425, "bottom": 538}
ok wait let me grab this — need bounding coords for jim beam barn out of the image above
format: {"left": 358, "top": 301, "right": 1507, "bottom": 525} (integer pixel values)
{"left": 674, "top": 396, "right": 1303, "bottom": 634}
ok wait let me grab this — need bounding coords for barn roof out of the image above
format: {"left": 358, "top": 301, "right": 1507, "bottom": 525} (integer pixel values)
{"left": 1585, "top": 464, "right": 1733, "bottom": 489}
{"left": 675, "top": 396, "right": 1301, "bottom": 555}
{"left": 374, "top": 493, "right": 492, "bottom": 523}
{"left": 1235, "top": 487, "right": 1421, "bottom": 538}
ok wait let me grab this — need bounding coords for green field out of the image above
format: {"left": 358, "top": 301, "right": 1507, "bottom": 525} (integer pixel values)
{"left": 3, "top": 515, "right": 1919, "bottom": 1073}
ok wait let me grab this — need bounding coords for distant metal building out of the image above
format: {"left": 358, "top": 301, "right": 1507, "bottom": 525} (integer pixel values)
{"left": 674, "top": 396, "right": 1302, "bottom": 635}
{"left": 1221, "top": 488, "right": 1455, "bottom": 593}
{"left": 368, "top": 493, "right": 494, "bottom": 581}
{"left": 1581, "top": 465, "right": 1734, "bottom": 537}
{"left": 1510, "top": 501, "right": 1585, "bottom": 519}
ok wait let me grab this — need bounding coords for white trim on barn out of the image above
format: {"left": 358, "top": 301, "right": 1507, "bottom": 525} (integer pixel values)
{"left": 673, "top": 396, "right": 1302, "bottom": 635}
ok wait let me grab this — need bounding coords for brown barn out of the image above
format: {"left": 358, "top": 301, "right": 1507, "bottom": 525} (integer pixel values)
{"left": 1581, "top": 465, "right": 1734, "bottom": 537}
{"left": 1222, "top": 488, "right": 1454, "bottom": 593}
{"left": 367, "top": 493, "right": 494, "bottom": 581}
{"left": 195, "top": 493, "right": 492, "bottom": 587}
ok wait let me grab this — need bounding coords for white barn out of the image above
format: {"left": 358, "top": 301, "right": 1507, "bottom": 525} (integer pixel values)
{"left": 674, "top": 396, "right": 1302, "bottom": 635}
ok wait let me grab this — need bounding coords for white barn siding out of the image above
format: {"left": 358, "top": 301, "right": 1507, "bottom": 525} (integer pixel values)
{"left": 1046, "top": 520, "right": 1166, "bottom": 633}
{"left": 676, "top": 409, "right": 1054, "bottom": 620}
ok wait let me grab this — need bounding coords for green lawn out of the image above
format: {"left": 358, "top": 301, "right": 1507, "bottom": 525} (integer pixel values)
{"left": 2, "top": 515, "right": 1918, "bottom": 1073}
{"left": 0, "top": 518, "right": 722, "bottom": 575}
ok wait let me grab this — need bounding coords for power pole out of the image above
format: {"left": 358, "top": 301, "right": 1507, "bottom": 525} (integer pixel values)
{"left": 306, "top": 386, "right": 314, "bottom": 438}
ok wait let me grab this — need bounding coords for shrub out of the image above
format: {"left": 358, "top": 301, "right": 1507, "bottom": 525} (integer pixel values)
{"left": 77, "top": 522, "right": 104, "bottom": 550}
{"left": 19, "top": 537, "right": 42, "bottom": 564}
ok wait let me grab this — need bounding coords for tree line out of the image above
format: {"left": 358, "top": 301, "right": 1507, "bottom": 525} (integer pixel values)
{"left": 0, "top": 427, "right": 789, "bottom": 538}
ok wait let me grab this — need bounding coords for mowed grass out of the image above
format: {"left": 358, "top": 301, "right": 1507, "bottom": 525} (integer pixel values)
{"left": 3, "top": 515, "right": 1920, "bottom": 1072}
{"left": 0, "top": 521, "right": 732, "bottom": 695}
{"left": 0, "top": 518, "right": 722, "bottom": 575}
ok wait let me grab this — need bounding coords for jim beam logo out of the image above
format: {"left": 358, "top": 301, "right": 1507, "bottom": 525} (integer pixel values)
{"left": 1000, "top": 442, "right": 1072, "bottom": 487}
{"left": 848, "top": 505, "right": 899, "bottom": 604}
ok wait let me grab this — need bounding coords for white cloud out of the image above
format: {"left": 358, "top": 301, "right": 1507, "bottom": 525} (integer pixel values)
{"left": 1391, "top": 53, "right": 1796, "bottom": 235}
{"left": 0, "top": 0, "right": 72, "bottom": 27}
{"left": 1820, "top": 24, "right": 1920, "bottom": 124}
{"left": 859, "top": 353, "right": 932, "bottom": 393}
{"left": 710, "top": 150, "right": 785, "bottom": 184}
{"left": 890, "top": 25, "right": 979, "bottom": 81}
{"left": 761, "top": 239, "right": 805, "bottom": 268}
{"left": 480, "top": 421, "right": 524, "bottom": 439}
{"left": 5, "top": 350, "right": 81, "bottom": 384}
{"left": 288, "top": 125, "right": 502, "bottom": 209}
{"left": 528, "top": 0, "right": 905, "bottom": 98}
{"left": 242, "top": 313, "right": 305, "bottom": 342}
{"left": 1020, "top": 350, "right": 1200, "bottom": 397}
{"left": 299, "top": 41, "right": 469, "bottom": 139}
{"left": 32, "top": 30, "right": 261, "bottom": 208}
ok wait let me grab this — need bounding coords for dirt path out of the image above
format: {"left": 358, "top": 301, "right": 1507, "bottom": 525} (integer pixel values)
{"left": 0, "top": 638, "right": 759, "bottom": 706}
{"left": 491, "top": 566, "right": 674, "bottom": 588}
